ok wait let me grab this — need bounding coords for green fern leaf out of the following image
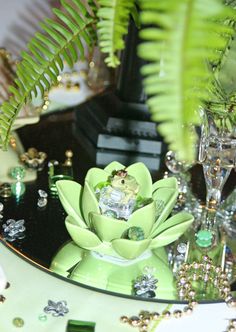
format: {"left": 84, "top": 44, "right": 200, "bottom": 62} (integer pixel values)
{"left": 0, "top": 0, "right": 96, "bottom": 149}
{"left": 138, "top": 0, "right": 236, "bottom": 161}
{"left": 97, "top": 0, "right": 135, "bottom": 67}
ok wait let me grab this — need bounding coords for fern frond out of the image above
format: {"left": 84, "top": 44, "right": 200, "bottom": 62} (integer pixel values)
{"left": 0, "top": 0, "right": 97, "bottom": 149}
{"left": 97, "top": 0, "right": 135, "bottom": 67}
{"left": 138, "top": 0, "right": 236, "bottom": 161}
{"left": 213, "top": 32, "right": 236, "bottom": 101}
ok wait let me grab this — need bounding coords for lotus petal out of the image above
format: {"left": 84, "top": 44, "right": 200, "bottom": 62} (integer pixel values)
{"left": 151, "top": 187, "right": 178, "bottom": 235}
{"left": 104, "top": 161, "right": 125, "bottom": 174}
{"left": 128, "top": 201, "right": 155, "bottom": 237}
{"left": 152, "top": 177, "right": 178, "bottom": 193}
{"left": 65, "top": 216, "right": 102, "bottom": 249}
{"left": 112, "top": 238, "right": 151, "bottom": 260}
{"left": 85, "top": 167, "right": 109, "bottom": 187}
{"left": 56, "top": 180, "right": 86, "bottom": 228}
{"left": 81, "top": 180, "right": 100, "bottom": 226}
{"left": 126, "top": 162, "right": 152, "bottom": 197}
{"left": 90, "top": 213, "right": 129, "bottom": 241}
{"left": 150, "top": 212, "right": 194, "bottom": 248}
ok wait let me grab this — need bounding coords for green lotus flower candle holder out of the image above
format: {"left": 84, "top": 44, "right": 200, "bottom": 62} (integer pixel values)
{"left": 52, "top": 162, "right": 193, "bottom": 298}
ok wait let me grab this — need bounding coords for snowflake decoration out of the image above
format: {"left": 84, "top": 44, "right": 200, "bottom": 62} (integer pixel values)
{"left": 44, "top": 300, "right": 69, "bottom": 317}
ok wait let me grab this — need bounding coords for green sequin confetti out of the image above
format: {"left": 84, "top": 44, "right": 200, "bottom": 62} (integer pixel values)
{"left": 66, "top": 320, "right": 95, "bottom": 332}
{"left": 38, "top": 313, "right": 47, "bottom": 322}
{"left": 12, "top": 317, "right": 24, "bottom": 328}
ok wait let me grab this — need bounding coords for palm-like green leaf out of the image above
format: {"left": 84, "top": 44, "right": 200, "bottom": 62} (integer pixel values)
{"left": 138, "top": 0, "right": 235, "bottom": 161}
{"left": 97, "top": 0, "right": 135, "bottom": 67}
{"left": 0, "top": 0, "right": 97, "bottom": 149}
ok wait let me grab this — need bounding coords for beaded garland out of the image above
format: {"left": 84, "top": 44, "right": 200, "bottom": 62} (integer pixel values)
{"left": 120, "top": 255, "right": 236, "bottom": 332}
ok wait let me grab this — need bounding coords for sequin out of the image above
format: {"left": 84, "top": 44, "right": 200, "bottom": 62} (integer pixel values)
{"left": 12, "top": 317, "right": 24, "bottom": 327}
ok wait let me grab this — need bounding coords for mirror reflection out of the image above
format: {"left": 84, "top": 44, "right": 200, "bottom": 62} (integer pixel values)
{"left": 0, "top": 109, "right": 235, "bottom": 303}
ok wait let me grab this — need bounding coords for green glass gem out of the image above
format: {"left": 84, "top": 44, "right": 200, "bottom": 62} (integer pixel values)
{"left": 196, "top": 230, "right": 213, "bottom": 248}
{"left": 11, "top": 182, "right": 25, "bottom": 197}
{"left": 38, "top": 313, "right": 47, "bottom": 322}
{"left": 66, "top": 320, "right": 95, "bottom": 332}
{"left": 10, "top": 167, "right": 25, "bottom": 181}
{"left": 127, "top": 226, "right": 145, "bottom": 241}
{"left": 48, "top": 161, "right": 73, "bottom": 194}
{"left": 12, "top": 317, "right": 24, "bottom": 327}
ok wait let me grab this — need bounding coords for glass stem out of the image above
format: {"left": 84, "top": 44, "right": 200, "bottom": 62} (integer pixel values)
{"left": 203, "top": 163, "right": 231, "bottom": 231}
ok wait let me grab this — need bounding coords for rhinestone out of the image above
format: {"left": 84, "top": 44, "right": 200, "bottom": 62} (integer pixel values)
{"left": 0, "top": 202, "right": 3, "bottom": 212}
{"left": 177, "top": 243, "right": 187, "bottom": 254}
{"left": 12, "top": 317, "right": 24, "bottom": 327}
{"left": 37, "top": 198, "right": 47, "bottom": 208}
{"left": 38, "top": 190, "right": 48, "bottom": 198}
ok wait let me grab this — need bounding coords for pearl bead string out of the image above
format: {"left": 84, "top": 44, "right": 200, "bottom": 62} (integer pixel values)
{"left": 120, "top": 255, "right": 236, "bottom": 332}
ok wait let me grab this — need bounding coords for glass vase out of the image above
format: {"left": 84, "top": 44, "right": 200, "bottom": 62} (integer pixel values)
{"left": 198, "top": 102, "right": 236, "bottom": 241}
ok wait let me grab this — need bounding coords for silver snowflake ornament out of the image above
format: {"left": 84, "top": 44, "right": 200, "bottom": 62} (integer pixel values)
{"left": 44, "top": 300, "right": 69, "bottom": 317}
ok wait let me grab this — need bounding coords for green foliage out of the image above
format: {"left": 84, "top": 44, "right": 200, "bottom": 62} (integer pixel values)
{"left": 97, "top": 0, "right": 136, "bottom": 67}
{"left": 0, "top": 0, "right": 96, "bottom": 149}
{"left": 0, "top": 0, "right": 235, "bottom": 160}
{"left": 138, "top": 0, "right": 236, "bottom": 161}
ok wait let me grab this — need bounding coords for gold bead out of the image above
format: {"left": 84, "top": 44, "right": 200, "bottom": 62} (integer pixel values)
{"left": 162, "top": 311, "right": 171, "bottom": 319}
{"left": 129, "top": 316, "right": 141, "bottom": 327}
{"left": 220, "top": 272, "right": 227, "bottom": 279}
{"left": 223, "top": 286, "right": 231, "bottom": 294}
{"left": 139, "top": 324, "right": 149, "bottom": 331}
{"left": 5, "top": 282, "right": 10, "bottom": 289}
{"left": 189, "top": 300, "right": 198, "bottom": 307}
{"left": 184, "top": 282, "right": 191, "bottom": 289}
{"left": 226, "top": 299, "right": 236, "bottom": 308}
{"left": 173, "top": 310, "right": 182, "bottom": 318}
{"left": 215, "top": 266, "right": 222, "bottom": 274}
{"left": 142, "top": 316, "right": 151, "bottom": 325}
{"left": 151, "top": 312, "right": 160, "bottom": 320}
{"left": 0, "top": 295, "right": 6, "bottom": 303}
{"left": 120, "top": 316, "right": 129, "bottom": 323}
{"left": 139, "top": 311, "right": 150, "bottom": 319}
{"left": 225, "top": 295, "right": 233, "bottom": 302}
{"left": 183, "top": 306, "right": 193, "bottom": 315}
{"left": 227, "top": 325, "right": 236, "bottom": 332}
{"left": 188, "top": 289, "right": 196, "bottom": 298}
{"left": 10, "top": 136, "right": 16, "bottom": 149}
{"left": 230, "top": 319, "right": 236, "bottom": 327}
{"left": 193, "top": 262, "right": 199, "bottom": 269}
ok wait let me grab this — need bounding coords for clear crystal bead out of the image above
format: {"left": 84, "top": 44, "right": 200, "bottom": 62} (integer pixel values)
{"left": 177, "top": 243, "right": 187, "bottom": 254}
{"left": 38, "top": 190, "right": 48, "bottom": 198}
{"left": 37, "top": 197, "right": 47, "bottom": 208}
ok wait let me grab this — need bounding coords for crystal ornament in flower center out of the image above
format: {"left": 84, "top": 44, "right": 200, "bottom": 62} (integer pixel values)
{"left": 95, "top": 169, "right": 145, "bottom": 220}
